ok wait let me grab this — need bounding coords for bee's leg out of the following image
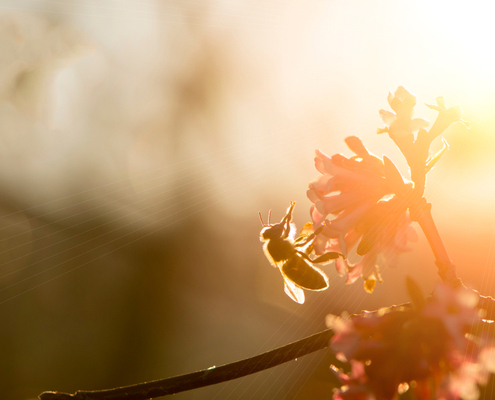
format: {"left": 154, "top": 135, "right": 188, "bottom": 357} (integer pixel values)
{"left": 281, "top": 202, "right": 296, "bottom": 239}
{"left": 295, "top": 249, "right": 340, "bottom": 264}
{"left": 295, "top": 250, "right": 312, "bottom": 261}
{"left": 294, "top": 236, "right": 313, "bottom": 248}
{"left": 311, "top": 252, "right": 340, "bottom": 263}
{"left": 293, "top": 226, "right": 324, "bottom": 248}
{"left": 281, "top": 218, "right": 290, "bottom": 238}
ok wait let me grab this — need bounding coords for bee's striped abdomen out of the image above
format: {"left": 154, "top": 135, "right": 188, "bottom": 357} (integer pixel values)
{"left": 281, "top": 257, "right": 328, "bottom": 291}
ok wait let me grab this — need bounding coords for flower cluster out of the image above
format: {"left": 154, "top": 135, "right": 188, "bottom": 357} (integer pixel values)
{"left": 377, "top": 86, "right": 429, "bottom": 142}
{"left": 327, "top": 283, "right": 494, "bottom": 400}
{"left": 377, "top": 87, "right": 468, "bottom": 190}
{"left": 307, "top": 136, "right": 418, "bottom": 292}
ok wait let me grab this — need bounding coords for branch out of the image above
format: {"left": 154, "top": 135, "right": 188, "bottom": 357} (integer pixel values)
{"left": 37, "top": 299, "right": 495, "bottom": 400}
{"left": 38, "top": 329, "right": 334, "bottom": 400}
{"left": 412, "top": 199, "right": 495, "bottom": 320}
{"left": 413, "top": 201, "right": 461, "bottom": 287}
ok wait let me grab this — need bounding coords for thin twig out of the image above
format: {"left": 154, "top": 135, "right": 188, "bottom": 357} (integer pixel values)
{"left": 413, "top": 201, "right": 495, "bottom": 320}
{"left": 37, "top": 296, "right": 495, "bottom": 400}
{"left": 38, "top": 329, "right": 334, "bottom": 400}
{"left": 414, "top": 202, "right": 462, "bottom": 287}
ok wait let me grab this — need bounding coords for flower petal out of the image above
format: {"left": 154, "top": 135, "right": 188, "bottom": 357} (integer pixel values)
{"left": 379, "top": 109, "right": 396, "bottom": 125}
{"left": 410, "top": 117, "right": 430, "bottom": 131}
{"left": 345, "top": 136, "right": 370, "bottom": 158}
{"left": 335, "top": 257, "right": 347, "bottom": 276}
{"left": 314, "top": 149, "right": 335, "bottom": 174}
{"left": 383, "top": 156, "right": 406, "bottom": 194}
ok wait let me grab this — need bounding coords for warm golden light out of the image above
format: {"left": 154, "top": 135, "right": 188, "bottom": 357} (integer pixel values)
{"left": 3, "top": 2, "right": 495, "bottom": 399}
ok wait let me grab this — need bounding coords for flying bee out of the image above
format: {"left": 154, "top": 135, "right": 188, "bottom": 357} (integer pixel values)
{"left": 259, "top": 201, "right": 339, "bottom": 304}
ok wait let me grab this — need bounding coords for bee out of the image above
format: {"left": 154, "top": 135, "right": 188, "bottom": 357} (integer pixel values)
{"left": 259, "top": 201, "right": 338, "bottom": 304}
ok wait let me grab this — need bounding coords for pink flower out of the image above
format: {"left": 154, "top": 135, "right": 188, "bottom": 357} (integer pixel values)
{"left": 377, "top": 86, "right": 429, "bottom": 140}
{"left": 423, "top": 283, "right": 480, "bottom": 348}
{"left": 331, "top": 362, "right": 375, "bottom": 400}
{"left": 326, "top": 314, "right": 362, "bottom": 362}
{"left": 307, "top": 136, "right": 418, "bottom": 292}
{"left": 426, "top": 96, "right": 470, "bottom": 140}
{"left": 342, "top": 203, "right": 418, "bottom": 292}
{"left": 326, "top": 283, "right": 495, "bottom": 400}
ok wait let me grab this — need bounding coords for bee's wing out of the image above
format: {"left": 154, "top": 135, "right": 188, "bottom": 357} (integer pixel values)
{"left": 283, "top": 277, "right": 305, "bottom": 304}
{"left": 282, "top": 256, "right": 329, "bottom": 291}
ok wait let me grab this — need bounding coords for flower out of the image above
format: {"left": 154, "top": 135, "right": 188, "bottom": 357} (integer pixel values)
{"left": 377, "top": 86, "right": 429, "bottom": 141}
{"left": 426, "top": 96, "right": 470, "bottom": 140}
{"left": 326, "top": 283, "right": 495, "bottom": 400}
{"left": 331, "top": 362, "right": 375, "bottom": 400}
{"left": 423, "top": 283, "right": 481, "bottom": 348}
{"left": 307, "top": 136, "right": 418, "bottom": 292}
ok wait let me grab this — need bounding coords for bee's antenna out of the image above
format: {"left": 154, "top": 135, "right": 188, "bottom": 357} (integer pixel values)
{"left": 258, "top": 210, "right": 273, "bottom": 227}
{"left": 258, "top": 212, "right": 265, "bottom": 227}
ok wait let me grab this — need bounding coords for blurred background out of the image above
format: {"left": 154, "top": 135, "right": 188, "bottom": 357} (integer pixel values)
{"left": 0, "top": 1, "right": 495, "bottom": 399}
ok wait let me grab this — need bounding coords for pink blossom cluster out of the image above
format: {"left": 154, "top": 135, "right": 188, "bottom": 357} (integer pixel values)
{"left": 307, "top": 136, "right": 418, "bottom": 292}
{"left": 377, "top": 86, "right": 429, "bottom": 141}
{"left": 327, "top": 283, "right": 495, "bottom": 400}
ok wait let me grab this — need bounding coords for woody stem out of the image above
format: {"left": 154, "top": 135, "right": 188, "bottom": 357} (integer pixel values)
{"left": 414, "top": 202, "right": 461, "bottom": 287}
{"left": 38, "top": 329, "right": 334, "bottom": 400}
{"left": 37, "top": 301, "right": 415, "bottom": 400}
{"left": 414, "top": 201, "right": 495, "bottom": 319}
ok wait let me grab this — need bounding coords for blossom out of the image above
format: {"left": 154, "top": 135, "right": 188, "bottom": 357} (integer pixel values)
{"left": 326, "top": 283, "right": 495, "bottom": 400}
{"left": 377, "top": 86, "right": 429, "bottom": 140}
{"left": 426, "top": 96, "right": 470, "bottom": 140}
{"left": 331, "top": 362, "right": 375, "bottom": 400}
{"left": 423, "top": 283, "right": 481, "bottom": 348}
{"left": 307, "top": 136, "right": 418, "bottom": 292}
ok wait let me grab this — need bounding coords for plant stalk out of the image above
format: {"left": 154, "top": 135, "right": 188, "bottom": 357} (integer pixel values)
{"left": 414, "top": 202, "right": 461, "bottom": 287}
{"left": 39, "top": 329, "right": 334, "bottom": 400}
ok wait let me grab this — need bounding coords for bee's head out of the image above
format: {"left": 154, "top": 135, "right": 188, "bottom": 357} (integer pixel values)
{"left": 260, "top": 223, "right": 284, "bottom": 240}
{"left": 259, "top": 202, "right": 296, "bottom": 241}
